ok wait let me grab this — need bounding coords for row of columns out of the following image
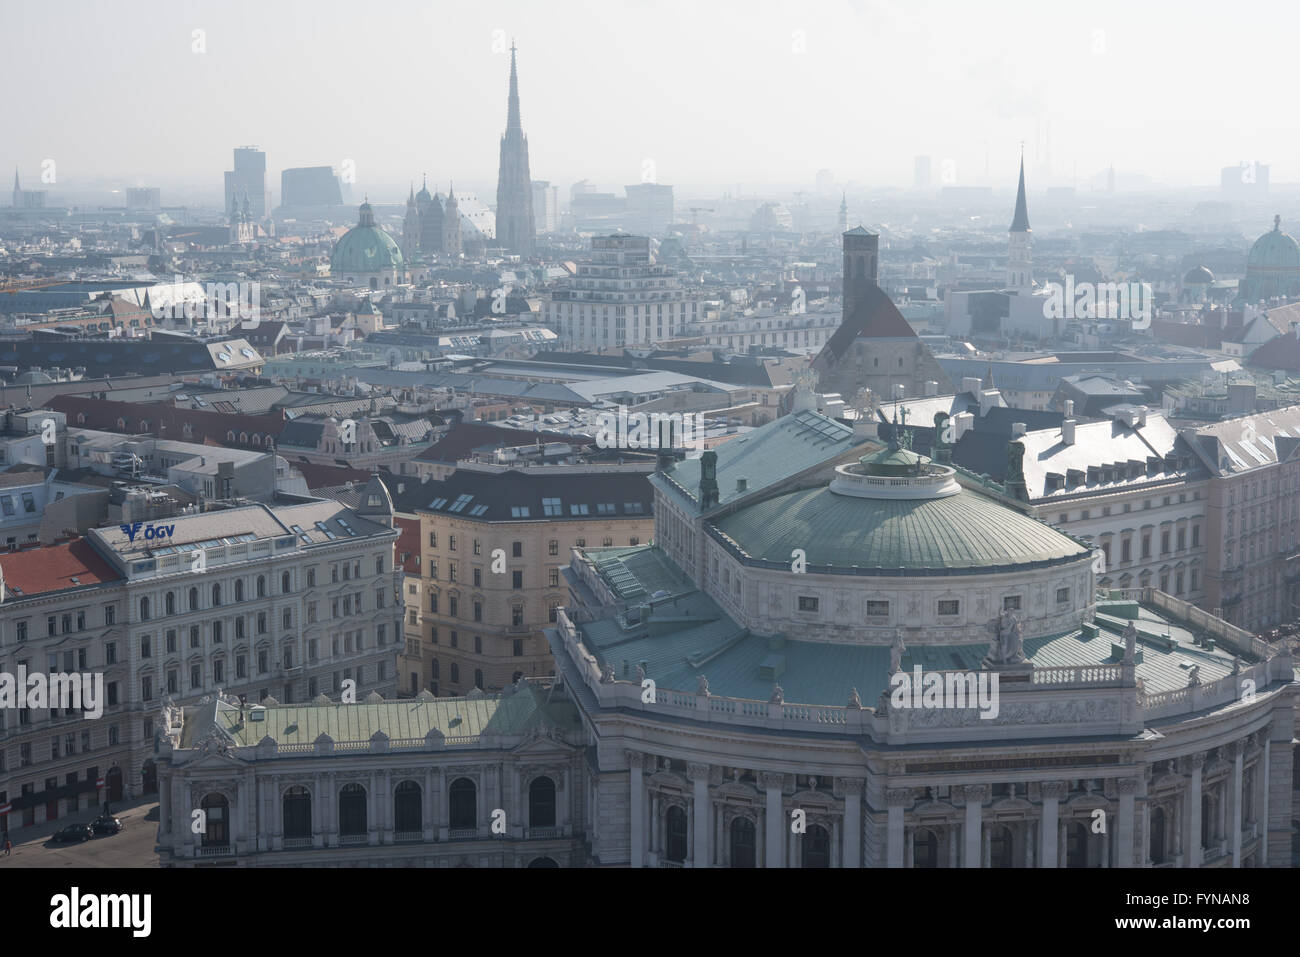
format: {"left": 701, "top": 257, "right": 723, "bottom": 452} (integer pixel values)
{"left": 882, "top": 737, "right": 1265, "bottom": 868}
{"left": 626, "top": 752, "right": 863, "bottom": 868}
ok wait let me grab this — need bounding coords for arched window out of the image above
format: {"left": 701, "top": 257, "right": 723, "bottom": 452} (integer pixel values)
{"left": 199, "top": 793, "right": 229, "bottom": 847}
{"left": 988, "top": 825, "right": 1014, "bottom": 868}
{"left": 234, "top": 580, "right": 244, "bottom": 602}
{"left": 226, "top": 431, "right": 236, "bottom": 442}
{"left": 164, "top": 592, "right": 175, "bottom": 616}
{"left": 431, "top": 659, "right": 440, "bottom": 679}
{"left": 189, "top": 587, "right": 199, "bottom": 611}
{"left": 801, "top": 824, "right": 830, "bottom": 868}
{"left": 528, "top": 777, "right": 556, "bottom": 829}
{"left": 665, "top": 806, "right": 688, "bottom": 863}
{"left": 211, "top": 583, "right": 222, "bottom": 607}
{"left": 394, "top": 780, "right": 421, "bottom": 834}
{"left": 256, "top": 576, "right": 266, "bottom": 598}
{"left": 283, "top": 786, "right": 311, "bottom": 839}
{"left": 139, "top": 597, "right": 151, "bottom": 621}
{"left": 449, "top": 778, "right": 476, "bottom": 830}
{"left": 450, "top": 663, "right": 460, "bottom": 684}
{"left": 282, "top": 571, "right": 291, "bottom": 594}
{"left": 527, "top": 856, "right": 559, "bottom": 868}
{"left": 730, "top": 817, "right": 756, "bottom": 868}
{"left": 914, "top": 828, "right": 939, "bottom": 868}
{"left": 338, "top": 783, "right": 367, "bottom": 836}
{"left": 1150, "top": 807, "right": 1166, "bottom": 864}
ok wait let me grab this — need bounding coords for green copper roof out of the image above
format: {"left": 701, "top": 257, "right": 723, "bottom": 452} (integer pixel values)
{"left": 712, "top": 485, "right": 1090, "bottom": 572}
{"left": 183, "top": 684, "right": 577, "bottom": 748}
{"left": 572, "top": 547, "right": 1252, "bottom": 707}
{"left": 331, "top": 223, "right": 404, "bottom": 273}
{"left": 859, "top": 444, "right": 923, "bottom": 475}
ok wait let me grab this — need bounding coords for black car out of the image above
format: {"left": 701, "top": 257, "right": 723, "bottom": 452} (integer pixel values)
{"left": 52, "top": 823, "right": 94, "bottom": 843}
{"left": 91, "top": 816, "right": 123, "bottom": 836}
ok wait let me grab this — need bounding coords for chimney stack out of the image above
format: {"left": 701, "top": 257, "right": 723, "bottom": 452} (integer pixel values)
{"left": 1062, "top": 419, "right": 1076, "bottom": 445}
{"left": 1011, "top": 422, "right": 1026, "bottom": 438}
{"left": 1063, "top": 399, "right": 1075, "bottom": 417}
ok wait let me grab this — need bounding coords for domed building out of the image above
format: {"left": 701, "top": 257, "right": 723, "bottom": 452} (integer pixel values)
{"left": 152, "top": 409, "right": 1298, "bottom": 870}
{"left": 1181, "top": 264, "right": 1214, "bottom": 303}
{"left": 1235, "top": 215, "right": 1300, "bottom": 304}
{"left": 550, "top": 410, "right": 1296, "bottom": 868}
{"left": 330, "top": 199, "right": 404, "bottom": 289}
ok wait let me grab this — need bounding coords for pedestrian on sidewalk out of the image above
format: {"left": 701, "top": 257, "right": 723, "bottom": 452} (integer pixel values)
{"left": 3, "top": 836, "right": 11, "bottom": 857}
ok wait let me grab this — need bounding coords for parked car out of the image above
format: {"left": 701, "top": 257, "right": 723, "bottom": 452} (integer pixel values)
{"left": 51, "top": 823, "right": 94, "bottom": 843}
{"left": 92, "top": 816, "right": 124, "bottom": 836}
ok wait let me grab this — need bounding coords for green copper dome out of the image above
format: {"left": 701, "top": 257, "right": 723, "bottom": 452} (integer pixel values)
{"left": 712, "top": 484, "right": 1089, "bottom": 573}
{"left": 858, "top": 444, "right": 923, "bottom": 477}
{"left": 1237, "top": 215, "right": 1300, "bottom": 302}
{"left": 331, "top": 202, "right": 404, "bottom": 274}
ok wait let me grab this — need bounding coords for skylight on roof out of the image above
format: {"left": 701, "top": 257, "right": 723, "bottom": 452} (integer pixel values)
{"left": 469, "top": 504, "right": 489, "bottom": 516}
{"left": 447, "top": 494, "right": 474, "bottom": 513}
{"left": 429, "top": 497, "right": 448, "bottom": 510}
{"left": 315, "top": 520, "right": 337, "bottom": 540}
{"left": 290, "top": 523, "right": 312, "bottom": 544}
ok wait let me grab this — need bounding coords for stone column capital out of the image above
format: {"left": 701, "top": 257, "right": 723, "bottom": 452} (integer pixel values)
{"left": 884, "top": 787, "right": 913, "bottom": 808}
{"left": 1223, "top": 739, "right": 1247, "bottom": 760}
{"left": 956, "top": 784, "right": 988, "bottom": 806}
{"left": 1187, "top": 750, "right": 1207, "bottom": 771}
{"left": 625, "top": 750, "right": 646, "bottom": 771}
{"left": 687, "top": 762, "right": 710, "bottom": 783}
{"left": 757, "top": 771, "right": 786, "bottom": 791}
{"left": 1040, "top": 781, "right": 1068, "bottom": 801}
{"left": 1116, "top": 777, "right": 1139, "bottom": 797}
{"left": 834, "top": 777, "right": 865, "bottom": 797}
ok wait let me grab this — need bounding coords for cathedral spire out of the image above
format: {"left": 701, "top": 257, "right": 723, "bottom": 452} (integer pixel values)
{"left": 496, "top": 43, "right": 535, "bottom": 255}
{"left": 1010, "top": 148, "right": 1030, "bottom": 233}
{"left": 507, "top": 41, "right": 521, "bottom": 133}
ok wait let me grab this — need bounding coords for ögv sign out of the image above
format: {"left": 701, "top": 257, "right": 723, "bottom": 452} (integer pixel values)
{"left": 120, "top": 522, "right": 177, "bottom": 543}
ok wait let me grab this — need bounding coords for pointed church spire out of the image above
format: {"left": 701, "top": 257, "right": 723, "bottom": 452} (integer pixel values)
{"left": 1010, "top": 148, "right": 1030, "bottom": 233}
{"left": 507, "top": 40, "right": 522, "bottom": 133}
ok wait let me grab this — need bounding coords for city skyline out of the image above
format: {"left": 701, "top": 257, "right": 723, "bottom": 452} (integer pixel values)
{"left": 4, "top": 0, "right": 1299, "bottom": 201}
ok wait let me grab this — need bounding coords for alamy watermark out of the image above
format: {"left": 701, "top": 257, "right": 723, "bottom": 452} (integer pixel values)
{"left": 595, "top": 407, "right": 707, "bottom": 451}
{"left": 889, "top": 666, "right": 999, "bottom": 719}
{"left": 149, "top": 277, "right": 260, "bottom": 322}
{"left": 0, "top": 668, "right": 105, "bottom": 718}
{"left": 1042, "top": 276, "right": 1152, "bottom": 329}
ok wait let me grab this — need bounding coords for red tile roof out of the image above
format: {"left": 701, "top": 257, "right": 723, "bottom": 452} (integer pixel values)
{"left": 0, "top": 538, "right": 121, "bottom": 597}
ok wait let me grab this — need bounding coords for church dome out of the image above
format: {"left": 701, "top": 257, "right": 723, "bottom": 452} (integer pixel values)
{"left": 331, "top": 202, "right": 404, "bottom": 275}
{"left": 1183, "top": 265, "right": 1214, "bottom": 285}
{"left": 1246, "top": 217, "right": 1300, "bottom": 271}
{"left": 1236, "top": 216, "right": 1300, "bottom": 302}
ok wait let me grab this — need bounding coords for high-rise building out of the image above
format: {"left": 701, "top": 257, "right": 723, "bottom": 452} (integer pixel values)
{"left": 495, "top": 43, "right": 535, "bottom": 256}
{"left": 280, "top": 166, "right": 343, "bottom": 207}
{"left": 125, "top": 187, "right": 161, "bottom": 211}
{"left": 532, "top": 180, "right": 558, "bottom": 233}
{"left": 914, "top": 155, "right": 932, "bottom": 189}
{"left": 624, "top": 183, "right": 674, "bottom": 236}
{"left": 224, "top": 147, "right": 267, "bottom": 219}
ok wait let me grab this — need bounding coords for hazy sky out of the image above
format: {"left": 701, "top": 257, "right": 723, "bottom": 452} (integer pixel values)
{"left": 3, "top": 0, "right": 1295, "bottom": 203}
